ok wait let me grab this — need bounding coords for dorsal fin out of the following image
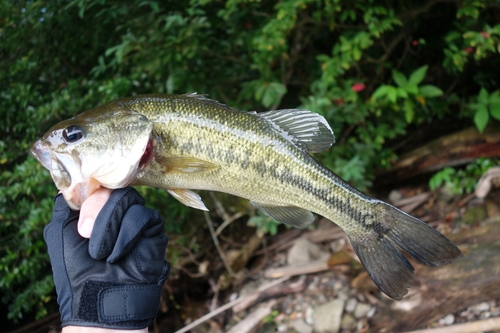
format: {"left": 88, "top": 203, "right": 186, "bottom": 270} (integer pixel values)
{"left": 182, "top": 92, "right": 236, "bottom": 111}
{"left": 258, "top": 109, "right": 335, "bottom": 153}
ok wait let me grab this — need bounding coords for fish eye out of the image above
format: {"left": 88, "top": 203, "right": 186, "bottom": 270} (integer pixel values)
{"left": 62, "top": 125, "right": 84, "bottom": 143}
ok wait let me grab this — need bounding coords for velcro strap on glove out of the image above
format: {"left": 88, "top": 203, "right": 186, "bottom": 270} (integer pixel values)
{"left": 78, "top": 280, "right": 162, "bottom": 328}
{"left": 99, "top": 285, "right": 162, "bottom": 322}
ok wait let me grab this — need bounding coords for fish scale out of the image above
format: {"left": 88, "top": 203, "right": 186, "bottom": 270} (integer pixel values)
{"left": 31, "top": 93, "right": 462, "bottom": 300}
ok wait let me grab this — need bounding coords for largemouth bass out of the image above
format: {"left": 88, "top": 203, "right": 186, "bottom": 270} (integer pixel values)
{"left": 31, "top": 93, "right": 462, "bottom": 300}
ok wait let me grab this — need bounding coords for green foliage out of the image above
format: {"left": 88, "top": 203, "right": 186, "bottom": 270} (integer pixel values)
{"left": 1, "top": 0, "right": 499, "bottom": 324}
{"left": 429, "top": 159, "right": 499, "bottom": 195}
{"left": 372, "top": 66, "right": 443, "bottom": 123}
{"left": 469, "top": 88, "right": 500, "bottom": 132}
{"left": 247, "top": 213, "right": 281, "bottom": 237}
{"left": 263, "top": 309, "right": 280, "bottom": 324}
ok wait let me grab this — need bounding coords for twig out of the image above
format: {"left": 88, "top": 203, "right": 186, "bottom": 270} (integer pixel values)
{"left": 458, "top": 193, "right": 476, "bottom": 207}
{"left": 402, "top": 317, "right": 500, "bottom": 333}
{"left": 396, "top": 192, "right": 432, "bottom": 213}
{"left": 208, "top": 278, "right": 219, "bottom": 312}
{"left": 216, "top": 212, "right": 245, "bottom": 236}
{"left": 209, "top": 192, "right": 246, "bottom": 236}
{"left": 204, "top": 211, "right": 236, "bottom": 277}
{"left": 174, "top": 275, "right": 292, "bottom": 333}
{"left": 264, "top": 259, "right": 335, "bottom": 278}
{"left": 233, "top": 275, "right": 307, "bottom": 313}
{"left": 254, "top": 228, "right": 302, "bottom": 255}
{"left": 227, "top": 300, "right": 278, "bottom": 333}
{"left": 272, "top": 223, "right": 344, "bottom": 253}
{"left": 180, "top": 266, "right": 206, "bottom": 279}
{"left": 393, "top": 192, "right": 431, "bottom": 207}
{"left": 210, "top": 192, "right": 231, "bottom": 221}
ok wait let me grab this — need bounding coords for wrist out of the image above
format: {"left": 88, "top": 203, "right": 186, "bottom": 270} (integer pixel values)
{"left": 62, "top": 326, "right": 148, "bottom": 333}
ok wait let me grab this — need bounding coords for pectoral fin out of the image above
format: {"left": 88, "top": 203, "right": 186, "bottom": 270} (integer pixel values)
{"left": 167, "top": 189, "right": 209, "bottom": 211}
{"left": 157, "top": 156, "right": 218, "bottom": 174}
{"left": 251, "top": 202, "right": 315, "bottom": 229}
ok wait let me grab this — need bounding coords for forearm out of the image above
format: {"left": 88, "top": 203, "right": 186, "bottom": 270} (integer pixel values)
{"left": 62, "top": 326, "right": 148, "bottom": 333}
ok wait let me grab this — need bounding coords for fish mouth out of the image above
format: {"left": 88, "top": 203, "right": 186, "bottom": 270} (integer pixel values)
{"left": 31, "top": 140, "right": 52, "bottom": 170}
{"left": 31, "top": 139, "right": 96, "bottom": 210}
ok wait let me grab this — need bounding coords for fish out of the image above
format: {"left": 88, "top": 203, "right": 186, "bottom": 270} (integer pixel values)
{"left": 31, "top": 93, "right": 462, "bottom": 300}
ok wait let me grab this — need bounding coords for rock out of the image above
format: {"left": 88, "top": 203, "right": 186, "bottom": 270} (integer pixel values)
{"left": 354, "top": 303, "right": 371, "bottom": 319}
{"left": 388, "top": 189, "right": 403, "bottom": 203}
{"left": 486, "top": 200, "right": 500, "bottom": 217}
{"left": 391, "top": 292, "right": 422, "bottom": 312}
{"left": 277, "top": 324, "right": 288, "bottom": 332}
{"left": 305, "top": 306, "right": 314, "bottom": 325}
{"left": 463, "top": 206, "right": 486, "bottom": 225}
{"left": 291, "top": 319, "right": 313, "bottom": 333}
{"left": 366, "top": 306, "right": 376, "bottom": 318}
{"left": 469, "top": 301, "right": 490, "bottom": 314}
{"left": 287, "top": 238, "right": 329, "bottom": 267}
{"left": 312, "top": 299, "right": 345, "bottom": 333}
{"left": 333, "top": 281, "right": 343, "bottom": 291}
{"left": 480, "top": 311, "right": 491, "bottom": 319}
{"left": 491, "top": 306, "right": 500, "bottom": 317}
{"left": 329, "top": 238, "right": 346, "bottom": 253}
{"left": 345, "top": 298, "right": 358, "bottom": 313}
{"left": 437, "top": 187, "right": 455, "bottom": 203}
{"left": 307, "top": 276, "right": 320, "bottom": 291}
{"left": 438, "top": 314, "right": 455, "bottom": 325}
{"left": 238, "top": 280, "right": 259, "bottom": 297}
{"left": 336, "top": 290, "right": 349, "bottom": 301}
{"left": 340, "top": 313, "right": 356, "bottom": 330}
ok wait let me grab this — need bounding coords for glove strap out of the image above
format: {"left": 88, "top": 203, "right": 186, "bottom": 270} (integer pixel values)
{"left": 74, "top": 281, "right": 162, "bottom": 329}
{"left": 99, "top": 285, "right": 162, "bottom": 322}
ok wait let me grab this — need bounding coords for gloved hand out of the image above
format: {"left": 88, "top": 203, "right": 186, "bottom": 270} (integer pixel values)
{"left": 44, "top": 187, "right": 170, "bottom": 330}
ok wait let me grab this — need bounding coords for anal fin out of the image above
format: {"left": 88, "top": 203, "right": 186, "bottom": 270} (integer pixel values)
{"left": 168, "top": 189, "right": 209, "bottom": 211}
{"left": 251, "top": 202, "right": 315, "bottom": 229}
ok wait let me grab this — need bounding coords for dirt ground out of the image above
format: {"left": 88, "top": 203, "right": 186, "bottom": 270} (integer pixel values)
{"left": 11, "top": 183, "right": 500, "bottom": 333}
{"left": 153, "top": 184, "right": 500, "bottom": 333}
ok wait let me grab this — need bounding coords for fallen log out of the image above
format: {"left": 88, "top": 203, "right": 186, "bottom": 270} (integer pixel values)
{"left": 403, "top": 317, "right": 500, "bottom": 333}
{"left": 376, "top": 125, "right": 500, "bottom": 185}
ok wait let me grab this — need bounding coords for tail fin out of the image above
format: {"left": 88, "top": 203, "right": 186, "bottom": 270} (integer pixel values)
{"left": 349, "top": 202, "right": 462, "bottom": 300}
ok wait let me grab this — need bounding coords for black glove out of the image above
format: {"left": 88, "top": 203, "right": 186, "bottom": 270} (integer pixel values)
{"left": 44, "top": 187, "right": 170, "bottom": 330}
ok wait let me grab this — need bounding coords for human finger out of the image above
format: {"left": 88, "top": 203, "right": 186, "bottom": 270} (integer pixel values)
{"left": 78, "top": 187, "right": 112, "bottom": 238}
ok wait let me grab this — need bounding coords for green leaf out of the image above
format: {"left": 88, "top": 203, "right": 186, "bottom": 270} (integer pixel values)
{"left": 489, "top": 91, "right": 500, "bottom": 105}
{"left": 490, "top": 104, "right": 500, "bottom": 120}
{"left": 419, "top": 85, "right": 443, "bottom": 98}
{"left": 404, "top": 98, "right": 414, "bottom": 123}
{"left": 392, "top": 70, "right": 407, "bottom": 87}
{"left": 387, "top": 86, "right": 398, "bottom": 103}
{"left": 478, "top": 88, "right": 489, "bottom": 104}
{"left": 404, "top": 84, "right": 419, "bottom": 95}
{"left": 372, "top": 85, "right": 389, "bottom": 100}
{"left": 257, "top": 82, "right": 287, "bottom": 108}
{"left": 429, "top": 167, "right": 456, "bottom": 190}
{"left": 397, "top": 87, "right": 408, "bottom": 98}
{"left": 474, "top": 105, "right": 489, "bottom": 133}
{"left": 408, "top": 65, "right": 428, "bottom": 85}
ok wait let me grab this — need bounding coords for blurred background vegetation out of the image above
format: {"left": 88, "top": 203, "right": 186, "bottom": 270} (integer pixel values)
{"left": 1, "top": 0, "right": 499, "bottom": 327}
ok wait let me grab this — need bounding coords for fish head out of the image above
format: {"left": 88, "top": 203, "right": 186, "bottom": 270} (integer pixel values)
{"left": 31, "top": 108, "right": 153, "bottom": 210}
